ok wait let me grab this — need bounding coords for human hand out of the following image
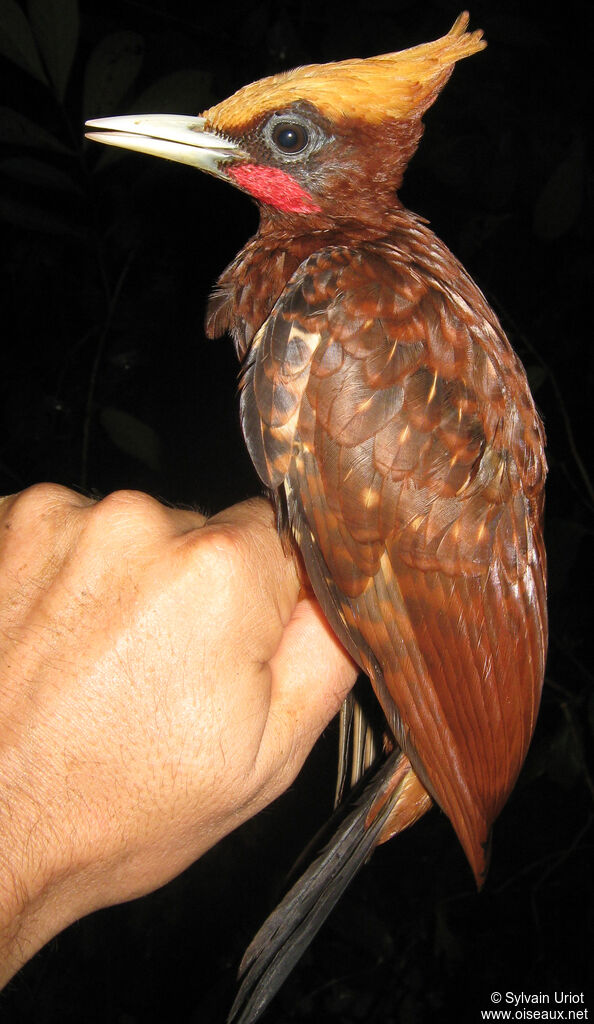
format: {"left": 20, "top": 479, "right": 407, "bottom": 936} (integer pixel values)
{"left": 0, "top": 486, "right": 356, "bottom": 984}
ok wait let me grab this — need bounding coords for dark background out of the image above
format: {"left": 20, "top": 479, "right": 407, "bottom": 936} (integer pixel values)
{"left": 1, "top": 0, "right": 592, "bottom": 1021}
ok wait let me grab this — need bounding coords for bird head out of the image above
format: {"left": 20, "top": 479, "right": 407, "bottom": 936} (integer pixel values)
{"left": 86, "top": 13, "right": 485, "bottom": 229}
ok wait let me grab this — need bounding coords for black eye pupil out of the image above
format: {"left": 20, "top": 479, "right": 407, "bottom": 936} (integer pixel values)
{"left": 272, "top": 123, "right": 307, "bottom": 153}
{"left": 278, "top": 128, "right": 298, "bottom": 149}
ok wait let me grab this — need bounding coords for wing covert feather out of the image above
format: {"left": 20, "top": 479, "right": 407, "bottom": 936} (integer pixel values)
{"left": 239, "top": 240, "right": 547, "bottom": 881}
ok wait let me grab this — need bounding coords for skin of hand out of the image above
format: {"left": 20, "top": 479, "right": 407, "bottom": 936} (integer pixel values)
{"left": 0, "top": 485, "right": 357, "bottom": 986}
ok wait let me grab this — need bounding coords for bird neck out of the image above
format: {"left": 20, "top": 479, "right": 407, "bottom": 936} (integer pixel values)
{"left": 205, "top": 204, "right": 432, "bottom": 357}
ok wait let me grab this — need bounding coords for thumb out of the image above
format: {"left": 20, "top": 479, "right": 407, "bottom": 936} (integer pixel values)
{"left": 265, "top": 595, "right": 358, "bottom": 776}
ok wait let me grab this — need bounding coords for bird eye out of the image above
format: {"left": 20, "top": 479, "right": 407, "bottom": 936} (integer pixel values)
{"left": 271, "top": 121, "right": 309, "bottom": 154}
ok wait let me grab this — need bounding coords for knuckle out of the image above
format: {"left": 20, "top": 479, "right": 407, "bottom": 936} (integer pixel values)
{"left": 0, "top": 484, "right": 88, "bottom": 595}
{"left": 85, "top": 489, "right": 168, "bottom": 539}
{"left": 93, "top": 488, "right": 155, "bottom": 518}
{"left": 6, "top": 482, "right": 83, "bottom": 520}
{"left": 180, "top": 523, "right": 244, "bottom": 612}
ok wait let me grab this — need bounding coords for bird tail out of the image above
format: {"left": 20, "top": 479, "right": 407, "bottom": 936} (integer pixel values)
{"left": 227, "top": 748, "right": 430, "bottom": 1024}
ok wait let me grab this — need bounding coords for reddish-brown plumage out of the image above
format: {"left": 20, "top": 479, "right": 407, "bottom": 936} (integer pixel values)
{"left": 85, "top": 15, "right": 547, "bottom": 1019}
{"left": 208, "top": 210, "right": 547, "bottom": 883}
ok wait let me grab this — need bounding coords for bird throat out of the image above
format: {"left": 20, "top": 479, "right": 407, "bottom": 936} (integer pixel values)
{"left": 226, "top": 163, "right": 322, "bottom": 214}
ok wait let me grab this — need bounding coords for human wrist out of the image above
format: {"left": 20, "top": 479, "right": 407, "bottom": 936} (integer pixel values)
{"left": 0, "top": 744, "right": 87, "bottom": 986}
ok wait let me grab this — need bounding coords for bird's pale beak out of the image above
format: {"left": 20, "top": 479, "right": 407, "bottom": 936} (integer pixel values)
{"left": 84, "top": 114, "right": 245, "bottom": 178}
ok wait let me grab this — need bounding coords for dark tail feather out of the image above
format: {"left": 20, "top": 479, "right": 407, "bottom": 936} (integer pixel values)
{"left": 227, "top": 749, "right": 403, "bottom": 1024}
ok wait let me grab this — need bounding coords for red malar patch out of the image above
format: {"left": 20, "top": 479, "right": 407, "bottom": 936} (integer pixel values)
{"left": 227, "top": 164, "right": 321, "bottom": 214}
